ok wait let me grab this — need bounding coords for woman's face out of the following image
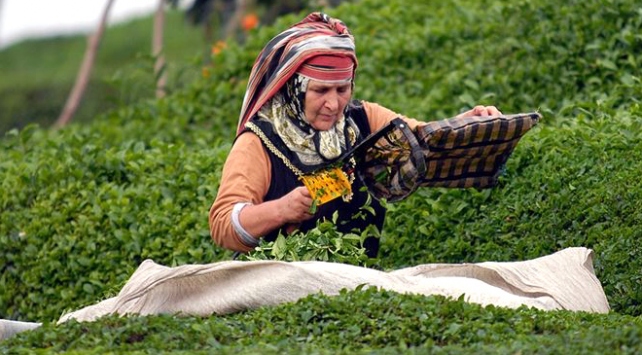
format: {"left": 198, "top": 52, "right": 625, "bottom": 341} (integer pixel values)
{"left": 304, "top": 80, "right": 352, "bottom": 131}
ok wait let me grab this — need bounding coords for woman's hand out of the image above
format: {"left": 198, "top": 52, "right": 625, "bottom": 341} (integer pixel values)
{"left": 456, "top": 105, "right": 502, "bottom": 118}
{"left": 232, "top": 186, "right": 315, "bottom": 242}
{"left": 279, "top": 186, "right": 315, "bottom": 224}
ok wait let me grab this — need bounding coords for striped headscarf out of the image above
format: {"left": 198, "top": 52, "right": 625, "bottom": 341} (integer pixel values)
{"left": 237, "top": 12, "right": 358, "bottom": 136}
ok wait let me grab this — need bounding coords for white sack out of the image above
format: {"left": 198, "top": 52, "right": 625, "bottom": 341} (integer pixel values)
{"left": 1, "top": 247, "right": 610, "bottom": 341}
{"left": 58, "top": 247, "right": 609, "bottom": 324}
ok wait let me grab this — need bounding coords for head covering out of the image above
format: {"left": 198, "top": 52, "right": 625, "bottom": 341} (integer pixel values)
{"left": 237, "top": 12, "right": 357, "bottom": 136}
{"left": 255, "top": 73, "right": 349, "bottom": 164}
{"left": 297, "top": 54, "right": 354, "bottom": 82}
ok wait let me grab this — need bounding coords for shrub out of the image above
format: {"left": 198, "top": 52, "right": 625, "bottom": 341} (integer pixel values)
{"left": 1, "top": 0, "right": 642, "bottom": 352}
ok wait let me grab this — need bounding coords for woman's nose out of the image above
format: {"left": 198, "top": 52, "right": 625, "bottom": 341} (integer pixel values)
{"left": 324, "top": 93, "right": 339, "bottom": 111}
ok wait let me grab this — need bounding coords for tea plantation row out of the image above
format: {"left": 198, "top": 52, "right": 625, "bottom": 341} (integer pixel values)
{"left": 1, "top": 0, "right": 641, "bottom": 353}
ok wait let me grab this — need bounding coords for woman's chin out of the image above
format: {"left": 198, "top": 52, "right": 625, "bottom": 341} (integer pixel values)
{"left": 310, "top": 119, "right": 337, "bottom": 131}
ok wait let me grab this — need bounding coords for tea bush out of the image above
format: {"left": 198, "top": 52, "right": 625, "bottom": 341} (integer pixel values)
{"left": 1, "top": 0, "right": 642, "bottom": 352}
{"left": 2, "top": 289, "right": 642, "bottom": 353}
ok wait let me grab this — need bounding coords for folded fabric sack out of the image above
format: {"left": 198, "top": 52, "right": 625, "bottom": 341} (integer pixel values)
{"left": 56, "top": 247, "right": 608, "bottom": 324}
{"left": 0, "top": 247, "right": 610, "bottom": 341}
{"left": 360, "top": 112, "right": 542, "bottom": 202}
{"left": 0, "top": 320, "right": 42, "bottom": 342}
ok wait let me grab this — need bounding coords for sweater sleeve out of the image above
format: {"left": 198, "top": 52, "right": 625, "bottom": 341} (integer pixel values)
{"left": 362, "top": 101, "right": 426, "bottom": 132}
{"left": 209, "top": 132, "right": 272, "bottom": 252}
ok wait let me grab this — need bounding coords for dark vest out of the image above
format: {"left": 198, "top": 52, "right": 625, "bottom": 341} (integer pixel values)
{"left": 245, "top": 101, "right": 386, "bottom": 257}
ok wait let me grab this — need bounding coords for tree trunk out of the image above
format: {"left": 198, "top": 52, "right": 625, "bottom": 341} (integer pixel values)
{"left": 202, "top": 1, "right": 215, "bottom": 66}
{"left": 54, "top": 0, "right": 116, "bottom": 129}
{"left": 0, "top": 0, "right": 4, "bottom": 47}
{"left": 153, "top": 0, "right": 167, "bottom": 99}
{"left": 223, "top": 0, "right": 250, "bottom": 40}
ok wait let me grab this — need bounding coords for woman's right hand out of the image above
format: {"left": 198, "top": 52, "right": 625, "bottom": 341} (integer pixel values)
{"left": 279, "top": 186, "right": 315, "bottom": 224}
{"left": 456, "top": 105, "right": 502, "bottom": 118}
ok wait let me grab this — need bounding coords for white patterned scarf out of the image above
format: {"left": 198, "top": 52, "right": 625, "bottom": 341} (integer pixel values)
{"left": 256, "top": 74, "right": 350, "bottom": 166}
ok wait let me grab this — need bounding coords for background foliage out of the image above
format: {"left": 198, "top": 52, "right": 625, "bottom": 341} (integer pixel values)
{"left": 0, "top": 9, "right": 204, "bottom": 134}
{"left": 1, "top": 0, "right": 642, "bottom": 353}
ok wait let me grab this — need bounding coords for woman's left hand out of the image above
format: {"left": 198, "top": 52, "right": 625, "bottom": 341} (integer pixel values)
{"left": 456, "top": 105, "right": 502, "bottom": 118}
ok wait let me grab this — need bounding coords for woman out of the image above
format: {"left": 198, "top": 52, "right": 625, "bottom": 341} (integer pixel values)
{"left": 209, "top": 12, "right": 502, "bottom": 257}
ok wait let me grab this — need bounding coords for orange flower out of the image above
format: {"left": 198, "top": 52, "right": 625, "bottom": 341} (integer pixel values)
{"left": 202, "top": 66, "right": 211, "bottom": 78}
{"left": 211, "top": 41, "right": 227, "bottom": 56}
{"left": 242, "top": 13, "right": 259, "bottom": 32}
